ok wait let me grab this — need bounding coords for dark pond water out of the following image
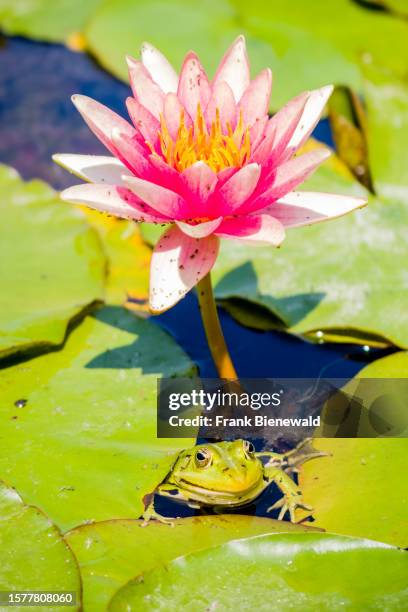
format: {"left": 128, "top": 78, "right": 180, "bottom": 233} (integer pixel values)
{"left": 0, "top": 36, "right": 392, "bottom": 520}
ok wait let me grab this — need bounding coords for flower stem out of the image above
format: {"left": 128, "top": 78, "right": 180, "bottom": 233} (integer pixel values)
{"left": 197, "top": 273, "right": 238, "bottom": 379}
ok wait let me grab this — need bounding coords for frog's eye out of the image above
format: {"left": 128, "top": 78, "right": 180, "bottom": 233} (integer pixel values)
{"left": 195, "top": 448, "right": 212, "bottom": 468}
{"left": 243, "top": 440, "right": 255, "bottom": 457}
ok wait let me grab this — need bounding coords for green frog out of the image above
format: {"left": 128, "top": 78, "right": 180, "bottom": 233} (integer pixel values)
{"left": 142, "top": 438, "right": 327, "bottom": 525}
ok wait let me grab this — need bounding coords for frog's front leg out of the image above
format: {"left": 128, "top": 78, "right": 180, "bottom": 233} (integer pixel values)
{"left": 265, "top": 467, "right": 312, "bottom": 523}
{"left": 281, "top": 438, "right": 329, "bottom": 474}
{"left": 256, "top": 438, "right": 329, "bottom": 474}
{"left": 141, "top": 484, "right": 189, "bottom": 527}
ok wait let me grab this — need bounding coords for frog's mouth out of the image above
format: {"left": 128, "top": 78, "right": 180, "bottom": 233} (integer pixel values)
{"left": 178, "top": 474, "right": 264, "bottom": 502}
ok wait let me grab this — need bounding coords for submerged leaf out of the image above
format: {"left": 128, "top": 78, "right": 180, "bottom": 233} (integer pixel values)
{"left": 328, "top": 86, "right": 373, "bottom": 191}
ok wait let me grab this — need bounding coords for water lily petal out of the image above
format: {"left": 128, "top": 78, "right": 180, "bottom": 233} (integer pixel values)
{"left": 217, "top": 167, "right": 239, "bottom": 183}
{"left": 148, "top": 155, "right": 183, "bottom": 192}
{"left": 250, "top": 125, "right": 277, "bottom": 166}
{"left": 176, "top": 217, "right": 222, "bottom": 238}
{"left": 52, "top": 154, "right": 130, "bottom": 184}
{"left": 149, "top": 226, "right": 219, "bottom": 312}
{"left": 123, "top": 175, "right": 188, "bottom": 219}
{"left": 126, "top": 97, "right": 160, "bottom": 145}
{"left": 140, "top": 41, "right": 178, "bottom": 93}
{"left": 126, "top": 57, "right": 165, "bottom": 119}
{"left": 71, "top": 95, "right": 135, "bottom": 157}
{"left": 216, "top": 214, "right": 285, "bottom": 246}
{"left": 213, "top": 35, "right": 250, "bottom": 102}
{"left": 255, "top": 91, "right": 310, "bottom": 166}
{"left": 286, "top": 85, "right": 333, "bottom": 154}
{"left": 239, "top": 69, "right": 272, "bottom": 126}
{"left": 250, "top": 116, "right": 269, "bottom": 150}
{"left": 60, "top": 184, "right": 169, "bottom": 222}
{"left": 219, "top": 163, "right": 261, "bottom": 212}
{"left": 249, "top": 148, "right": 331, "bottom": 212}
{"left": 111, "top": 128, "right": 150, "bottom": 176}
{"left": 164, "top": 93, "right": 192, "bottom": 140}
{"left": 181, "top": 161, "right": 218, "bottom": 214}
{"left": 177, "top": 52, "right": 211, "bottom": 120}
{"left": 205, "top": 81, "right": 237, "bottom": 130}
{"left": 264, "top": 191, "right": 367, "bottom": 228}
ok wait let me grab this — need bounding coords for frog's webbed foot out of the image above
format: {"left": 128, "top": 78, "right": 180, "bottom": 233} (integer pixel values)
{"left": 141, "top": 505, "right": 175, "bottom": 527}
{"left": 283, "top": 438, "right": 330, "bottom": 475}
{"left": 259, "top": 439, "right": 329, "bottom": 474}
{"left": 267, "top": 494, "right": 313, "bottom": 523}
{"left": 141, "top": 490, "right": 175, "bottom": 527}
{"left": 265, "top": 469, "right": 313, "bottom": 523}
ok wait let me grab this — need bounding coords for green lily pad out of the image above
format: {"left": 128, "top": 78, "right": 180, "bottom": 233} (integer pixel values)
{"left": 299, "top": 438, "right": 408, "bottom": 547}
{"left": 0, "top": 306, "right": 195, "bottom": 532}
{"left": 85, "top": 0, "right": 408, "bottom": 109}
{"left": 385, "top": 0, "right": 408, "bottom": 16}
{"left": 213, "top": 148, "right": 408, "bottom": 348}
{"left": 108, "top": 532, "right": 408, "bottom": 611}
{"left": 2, "top": 1, "right": 408, "bottom": 112}
{"left": 0, "top": 0, "right": 102, "bottom": 43}
{"left": 140, "top": 223, "right": 167, "bottom": 249}
{"left": 235, "top": 0, "right": 408, "bottom": 108}
{"left": 360, "top": 0, "right": 408, "bottom": 17}
{"left": 357, "top": 351, "right": 408, "bottom": 377}
{"left": 0, "top": 481, "right": 81, "bottom": 610}
{"left": 363, "top": 64, "right": 408, "bottom": 204}
{"left": 305, "top": 354, "right": 408, "bottom": 540}
{"left": 0, "top": 164, "right": 105, "bottom": 360}
{"left": 66, "top": 515, "right": 316, "bottom": 611}
{"left": 84, "top": 0, "right": 273, "bottom": 91}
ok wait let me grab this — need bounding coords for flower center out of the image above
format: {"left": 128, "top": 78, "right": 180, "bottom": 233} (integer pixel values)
{"left": 151, "top": 104, "right": 251, "bottom": 173}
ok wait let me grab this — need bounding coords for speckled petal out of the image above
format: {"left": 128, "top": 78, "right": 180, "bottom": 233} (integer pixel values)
{"left": 149, "top": 226, "right": 219, "bottom": 312}
{"left": 123, "top": 175, "right": 189, "bottom": 219}
{"left": 264, "top": 191, "right": 367, "bottom": 228}
{"left": 127, "top": 57, "right": 165, "bottom": 119}
{"left": 71, "top": 95, "right": 135, "bottom": 157}
{"left": 140, "top": 41, "right": 178, "bottom": 93}
{"left": 60, "top": 184, "right": 170, "bottom": 223}
{"left": 52, "top": 154, "right": 130, "bottom": 184}
{"left": 177, "top": 52, "right": 211, "bottom": 120}
{"left": 213, "top": 35, "right": 250, "bottom": 102}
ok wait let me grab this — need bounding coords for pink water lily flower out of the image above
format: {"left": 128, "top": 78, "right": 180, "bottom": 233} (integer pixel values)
{"left": 55, "top": 36, "right": 366, "bottom": 313}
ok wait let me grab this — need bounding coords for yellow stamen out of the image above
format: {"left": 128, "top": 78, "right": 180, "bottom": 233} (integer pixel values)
{"left": 150, "top": 105, "right": 251, "bottom": 173}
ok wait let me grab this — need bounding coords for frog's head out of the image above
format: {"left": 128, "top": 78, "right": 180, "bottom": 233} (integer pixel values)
{"left": 170, "top": 440, "right": 263, "bottom": 496}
